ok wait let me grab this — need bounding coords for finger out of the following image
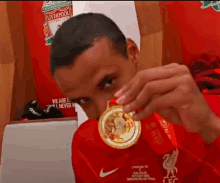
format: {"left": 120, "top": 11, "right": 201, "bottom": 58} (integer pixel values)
{"left": 115, "top": 64, "right": 190, "bottom": 104}
{"left": 133, "top": 94, "right": 161, "bottom": 114}
{"left": 123, "top": 74, "right": 191, "bottom": 113}
{"left": 114, "top": 74, "right": 139, "bottom": 98}
{"left": 114, "top": 83, "right": 132, "bottom": 99}
{"left": 116, "top": 72, "right": 145, "bottom": 104}
{"left": 114, "top": 63, "right": 180, "bottom": 98}
{"left": 132, "top": 84, "right": 193, "bottom": 121}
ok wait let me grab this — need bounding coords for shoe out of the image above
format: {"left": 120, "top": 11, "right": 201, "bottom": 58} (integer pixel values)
{"left": 21, "top": 100, "right": 46, "bottom": 120}
{"left": 44, "top": 105, "right": 64, "bottom": 119}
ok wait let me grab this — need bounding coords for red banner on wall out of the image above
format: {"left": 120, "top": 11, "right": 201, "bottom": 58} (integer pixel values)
{"left": 22, "top": 1, "right": 76, "bottom": 117}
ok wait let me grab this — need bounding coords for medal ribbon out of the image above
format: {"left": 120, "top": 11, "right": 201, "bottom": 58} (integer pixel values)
{"left": 110, "top": 98, "right": 178, "bottom": 154}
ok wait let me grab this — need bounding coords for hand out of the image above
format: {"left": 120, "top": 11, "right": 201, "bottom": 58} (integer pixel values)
{"left": 115, "top": 63, "right": 220, "bottom": 144}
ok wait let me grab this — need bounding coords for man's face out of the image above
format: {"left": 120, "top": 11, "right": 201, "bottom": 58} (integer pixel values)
{"left": 54, "top": 37, "right": 140, "bottom": 120}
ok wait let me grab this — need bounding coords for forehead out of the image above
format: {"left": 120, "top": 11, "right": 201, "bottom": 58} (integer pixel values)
{"left": 54, "top": 38, "right": 124, "bottom": 94}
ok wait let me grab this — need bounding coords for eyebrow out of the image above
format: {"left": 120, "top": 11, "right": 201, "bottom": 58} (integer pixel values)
{"left": 70, "top": 72, "right": 117, "bottom": 102}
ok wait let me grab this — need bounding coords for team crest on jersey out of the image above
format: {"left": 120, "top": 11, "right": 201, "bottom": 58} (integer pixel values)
{"left": 201, "top": 1, "right": 220, "bottom": 12}
{"left": 162, "top": 149, "right": 178, "bottom": 183}
{"left": 42, "top": 1, "right": 73, "bottom": 45}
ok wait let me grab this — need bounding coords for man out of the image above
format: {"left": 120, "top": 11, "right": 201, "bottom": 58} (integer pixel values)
{"left": 50, "top": 13, "right": 220, "bottom": 182}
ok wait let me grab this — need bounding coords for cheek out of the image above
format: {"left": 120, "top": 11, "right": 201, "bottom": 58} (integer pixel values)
{"left": 82, "top": 107, "right": 97, "bottom": 120}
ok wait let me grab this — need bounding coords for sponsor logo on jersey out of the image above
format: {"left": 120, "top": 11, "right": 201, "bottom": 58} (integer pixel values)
{"left": 100, "top": 168, "right": 118, "bottom": 178}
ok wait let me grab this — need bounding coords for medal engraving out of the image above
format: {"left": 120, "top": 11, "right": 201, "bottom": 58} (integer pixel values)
{"left": 99, "top": 104, "right": 141, "bottom": 149}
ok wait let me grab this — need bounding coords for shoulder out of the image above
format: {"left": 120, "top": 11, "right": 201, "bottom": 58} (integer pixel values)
{"left": 72, "top": 119, "right": 115, "bottom": 154}
{"left": 72, "top": 119, "right": 107, "bottom": 151}
{"left": 73, "top": 119, "right": 98, "bottom": 145}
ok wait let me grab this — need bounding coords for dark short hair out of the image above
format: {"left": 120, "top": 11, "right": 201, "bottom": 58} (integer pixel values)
{"left": 50, "top": 13, "right": 127, "bottom": 75}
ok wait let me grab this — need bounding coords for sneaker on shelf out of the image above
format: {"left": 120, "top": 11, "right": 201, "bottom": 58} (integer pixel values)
{"left": 21, "top": 100, "right": 46, "bottom": 120}
{"left": 44, "top": 105, "right": 64, "bottom": 119}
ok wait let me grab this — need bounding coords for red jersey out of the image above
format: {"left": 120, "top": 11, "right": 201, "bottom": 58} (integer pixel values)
{"left": 72, "top": 95, "right": 220, "bottom": 182}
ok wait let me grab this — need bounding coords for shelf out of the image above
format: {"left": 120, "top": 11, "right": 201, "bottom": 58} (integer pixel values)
{"left": 10, "top": 116, "right": 78, "bottom": 124}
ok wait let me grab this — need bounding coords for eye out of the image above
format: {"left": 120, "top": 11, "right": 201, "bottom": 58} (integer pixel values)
{"left": 79, "top": 98, "right": 90, "bottom": 106}
{"left": 103, "top": 78, "right": 115, "bottom": 90}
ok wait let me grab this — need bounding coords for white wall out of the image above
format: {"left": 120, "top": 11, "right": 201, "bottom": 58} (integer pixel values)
{"left": 72, "top": 1, "right": 140, "bottom": 49}
{"left": 72, "top": 1, "right": 140, "bottom": 126}
{"left": 75, "top": 103, "right": 88, "bottom": 127}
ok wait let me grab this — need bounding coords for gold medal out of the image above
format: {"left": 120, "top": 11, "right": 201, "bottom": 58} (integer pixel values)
{"left": 98, "top": 101, "right": 141, "bottom": 149}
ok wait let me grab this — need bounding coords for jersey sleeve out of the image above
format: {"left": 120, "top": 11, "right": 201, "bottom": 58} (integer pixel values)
{"left": 174, "top": 124, "right": 220, "bottom": 172}
{"left": 203, "top": 135, "right": 220, "bottom": 172}
{"left": 174, "top": 94, "right": 220, "bottom": 168}
{"left": 178, "top": 146, "right": 220, "bottom": 183}
{"left": 198, "top": 94, "right": 220, "bottom": 171}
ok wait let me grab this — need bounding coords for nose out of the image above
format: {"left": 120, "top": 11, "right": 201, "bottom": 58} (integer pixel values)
{"left": 92, "top": 94, "right": 114, "bottom": 120}
{"left": 82, "top": 94, "right": 115, "bottom": 120}
{"left": 94, "top": 97, "right": 109, "bottom": 120}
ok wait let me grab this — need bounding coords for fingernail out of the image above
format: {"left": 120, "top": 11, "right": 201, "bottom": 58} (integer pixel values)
{"left": 115, "top": 89, "right": 123, "bottom": 97}
{"left": 133, "top": 114, "right": 138, "bottom": 121}
{"left": 116, "top": 95, "right": 125, "bottom": 104}
{"left": 180, "top": 104, "right": 190, "bottom": 109}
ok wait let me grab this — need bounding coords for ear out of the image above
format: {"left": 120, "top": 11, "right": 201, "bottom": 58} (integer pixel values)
{"left": 126, "top": 38, "right": 140, "bottom": 68}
